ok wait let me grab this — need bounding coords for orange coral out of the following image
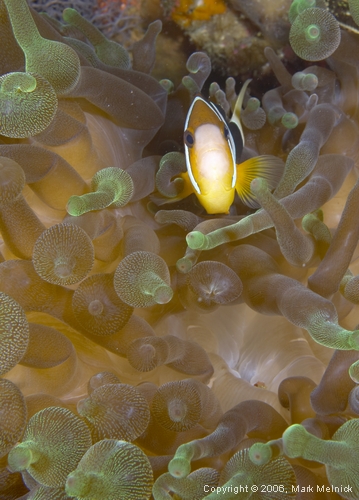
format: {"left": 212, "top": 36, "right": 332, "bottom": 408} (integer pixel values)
{"left": 171, "top": 0, "right": 226, "bottom": 28}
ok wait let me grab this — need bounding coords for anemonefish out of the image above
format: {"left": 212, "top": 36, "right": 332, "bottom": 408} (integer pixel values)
{"left": 181, "top": 81, "right": 284, "bottom": 214}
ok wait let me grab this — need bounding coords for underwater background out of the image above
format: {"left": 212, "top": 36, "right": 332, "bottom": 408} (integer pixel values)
{"left": 1, "top": 0, "right": 359, "bottom": 498}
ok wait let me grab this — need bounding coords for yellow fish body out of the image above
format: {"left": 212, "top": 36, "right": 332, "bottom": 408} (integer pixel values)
{"left": 183, "top": 95, "right": 237, "bottom": 214}
{"left": 182, "top": 83, "right": 284, "bottom": 214}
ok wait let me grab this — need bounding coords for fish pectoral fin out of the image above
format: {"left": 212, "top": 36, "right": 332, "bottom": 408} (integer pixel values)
{"left": 179, "top": 171, "right": 197, "bottom": 198}
{"left": 235, "top": 155, "right": 285, "bottom": 208}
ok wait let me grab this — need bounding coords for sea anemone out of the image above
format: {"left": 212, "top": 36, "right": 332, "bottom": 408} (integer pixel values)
{"left": 2, "top": 0, "right": 359, "bottom": 498}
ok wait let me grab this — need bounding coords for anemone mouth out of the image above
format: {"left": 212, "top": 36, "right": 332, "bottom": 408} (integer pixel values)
{"left": 152, "top": 284, "right": 174, "bottom": 304}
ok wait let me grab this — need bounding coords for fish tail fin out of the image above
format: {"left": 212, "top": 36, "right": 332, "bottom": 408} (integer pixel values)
{"left": 235, "top": 155, "right": 285, "bottom": 208}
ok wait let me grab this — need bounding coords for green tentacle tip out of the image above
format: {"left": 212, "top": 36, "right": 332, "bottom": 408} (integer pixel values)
{"left": 242, "top": 98, "right": 266, "bottom": 130}
{"left": 67, "top": 167, "right": 134, "bottom": 216}
{"left": 114, "top": 251, "right": 173, "bottom": 308}
{"left": 168, "top": 456, "right": 192, "bottom": 479}
{"left": 289, "top": 8, "right": 341, "bottom": 61}
{"left": 66, "top": 196, "right": 87, "bottom": 217}
{"left": 182, "top": 75, "right": 200, "bottom": 95}
{"left": 186, "top": 231, "right": 206, "bottom": 250}
{"left": 249, "top": 442, "right": 273, "bottom": 465}
{"left": 282, "top": 424, "right": 309, "bottom": 458}
{"left": 176, "top": 257, "right": 193, "bottom": 274}
{"left": 288, "top": 0, "right": 316, "bottom": 23}
{"left": 246, "top": 97, "right": 260, "bottom": 112}
{"left": 281, "top": 112, "right": 298, "bottom": 129}
{"left": 0, "top": 72, "right": 57, "bottom": 138}
{"left": 292, "top": 71, "right": 318, "bottom": 91}
{"left": 62, "top": 8, "right": 131, "bottom": 69}
{"left": 7, "top": 443, "right": 34, "bottom": 472}
{"left": 160, "top": 79, "right": 174, "bottom": 93}
{"left": 250, "top": 177, "right": 266, "bottom": 195}
{"left": 267, "top": 105, "right": 284, "bottom": 125}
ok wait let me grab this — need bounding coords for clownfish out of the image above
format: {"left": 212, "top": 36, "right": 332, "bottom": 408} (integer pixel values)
{"left": 181, "top": 81, "right": 284, "bottom": 214}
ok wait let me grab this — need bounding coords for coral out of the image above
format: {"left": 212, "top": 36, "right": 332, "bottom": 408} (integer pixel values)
{"left": 171, "top": 0, "right": 226, "bottom": 28}
{"left": 2, "top": 0, "right": 359, "bottom": 498}
{"left": 229, "top": 0, "right": 292, "bottom": 44}
{"left": 183, "top": 11, "right": 269, "bottom": 78}
{"left": 167, "top": 0, "right": 292, "bottom": 78}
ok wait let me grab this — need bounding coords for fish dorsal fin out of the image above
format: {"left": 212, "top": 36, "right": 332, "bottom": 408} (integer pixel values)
{"left": 230, "top": 79, "right": 252, "bottom": 146}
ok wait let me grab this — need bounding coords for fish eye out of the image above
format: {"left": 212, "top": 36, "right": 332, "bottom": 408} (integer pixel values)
{"left": 184, "top": 130, "right": 194, "bottom": 147}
